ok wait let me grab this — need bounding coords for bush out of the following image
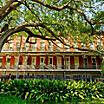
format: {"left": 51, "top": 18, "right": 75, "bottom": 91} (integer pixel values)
{"left": 0, "top": 79, "right": 104, "bottom": 103}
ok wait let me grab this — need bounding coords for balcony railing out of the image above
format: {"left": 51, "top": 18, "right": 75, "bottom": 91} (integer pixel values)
{"left": 0, "top": 65, "right": 101, "bottom": 72}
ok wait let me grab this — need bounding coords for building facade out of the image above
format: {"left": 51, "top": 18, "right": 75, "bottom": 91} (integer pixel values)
{"left": 0, "top": 35, "right": 104, "bottom": 81}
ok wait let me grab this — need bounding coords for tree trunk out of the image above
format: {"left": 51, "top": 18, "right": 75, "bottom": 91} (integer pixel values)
{"left": 0, "top": 30, "right": 12, "bottom": 52}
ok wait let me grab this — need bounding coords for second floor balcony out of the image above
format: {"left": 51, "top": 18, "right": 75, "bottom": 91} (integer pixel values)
{"left": 0, "top": 65, "right": 101, "bottom": 72}
{"left": 0, "top": 52, "right": 102, "bottom": 72}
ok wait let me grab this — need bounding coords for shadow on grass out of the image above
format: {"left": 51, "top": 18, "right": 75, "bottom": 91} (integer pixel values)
{"left": 0, "top": 94, "right": 28, "bottom": 104}
{"left": 0, "top": 94, "right": 104, "bottom": 104}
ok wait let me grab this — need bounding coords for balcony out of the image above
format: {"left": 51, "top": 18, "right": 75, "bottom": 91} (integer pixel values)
{"left": 0, "top": 65, "right": 101, "bottom": 72}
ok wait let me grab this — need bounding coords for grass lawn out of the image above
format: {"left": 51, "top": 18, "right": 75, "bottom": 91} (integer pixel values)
{"left": 0, "top": 94, "right": 28, "bottom": 104}
{"left": 65, "top": 99, "right": 104, "bottom": 104}
{"left": 0, "top": 94, "right": 104, "bottom": 104}
{"left": 79, "top": 99, "right": 104, "bottom": 104}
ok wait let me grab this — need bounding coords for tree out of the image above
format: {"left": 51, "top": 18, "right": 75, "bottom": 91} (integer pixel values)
{"left": 0, "top": 0, "right": 104, "bottom": 54}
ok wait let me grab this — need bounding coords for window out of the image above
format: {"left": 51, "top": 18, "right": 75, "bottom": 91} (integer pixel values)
{"left": 27, "top": 56, "right": 32, "bottom": 65}
{"left": 19, "top": 56, "right": 23, "bottom": 65}
{"left": 40, "top": 41, "right": 45, "bottom": 51}
{"left": 84, "top": 58, "right": 87, "bottom": 68}
{"left": 0, "top": 57, "right": 2, "bottom": 68}
{"left": 92, "top": 58, "right": 96, "bottom": 69}
{"left": 40, "top": 57, "right": 44, "bottom": 63}
{"left": 49, "top": 58, "right": 52, "bottom": 64}
{"left": 31, "top": 44, "right": 36, "bottom": 51}
{"left": 7, "top": 57, "right": 10, "bottom": 68}
{"left": 65, "top": 57, "right": 70, "bottom": 69}
{"left": 40, "top": 57, "right": 45, "bottom": 69}
{"left": 17, "top": 43, "right": 21, "bottom": 51}
{"left": 74, "top": 43, "right": 78, "bottom": 51}
{"left": 48, "top": 42, "right": 53, "bottom": 51}
{"left": 9, "top": 41, "right": 13, "bottom": 51}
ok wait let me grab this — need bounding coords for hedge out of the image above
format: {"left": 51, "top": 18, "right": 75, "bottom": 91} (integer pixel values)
{"left": 0, "top": 79, "right": 104, "bottom": 103}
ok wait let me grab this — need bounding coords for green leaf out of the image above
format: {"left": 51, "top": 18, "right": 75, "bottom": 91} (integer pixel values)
{"left": 46, "top": 0, "right": 51, "bottom": 4}
{"left": 25, "top": 92, "right": 29, "bottom": 99}
{"left": 79, "top": 94, "right": 84, "bottom": 99}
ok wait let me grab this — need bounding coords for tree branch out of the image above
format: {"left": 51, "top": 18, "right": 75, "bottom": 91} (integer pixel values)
{"left": 23, "top": 27, "right": 56, "bottom": 41}
{"left": 26, "top": 36, "right": 37, "bottom": 44}
{"left": 0, "top": 22, "right": 57, "bottom": 51}
{"left": 0, "top": 0, "right": 16, "bottom": 16}
{"left": 23, "top": 0, "right": 42, "bottom": 22}
{"left": 0, "top": 1, "right": 22, "bottom": 23}
{"left": 51, "top": 40, "right": 61, "bottom": 49}
{"left": 31, "top": 0, "right": 96, "bottom": 36}
{"left": 32, "top": 0, "right": 70, "bottom": 11}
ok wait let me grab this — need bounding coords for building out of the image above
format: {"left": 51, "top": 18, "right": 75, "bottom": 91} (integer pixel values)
{"left": 0, "top": 34, "right": 104, "bottom": 81}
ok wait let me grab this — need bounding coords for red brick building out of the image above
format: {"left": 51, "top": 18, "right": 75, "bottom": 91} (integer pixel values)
{"left": 0, "top": 35, "right": 104, "bottom": 81}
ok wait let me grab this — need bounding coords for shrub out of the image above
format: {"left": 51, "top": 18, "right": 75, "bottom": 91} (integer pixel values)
{"left": 0, "top": 79, "right": 104, "bottom": 103}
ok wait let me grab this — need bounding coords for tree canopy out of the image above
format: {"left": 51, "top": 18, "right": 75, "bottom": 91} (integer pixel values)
{"left": 0, "top": 0, "right": 104, "bottom": 53}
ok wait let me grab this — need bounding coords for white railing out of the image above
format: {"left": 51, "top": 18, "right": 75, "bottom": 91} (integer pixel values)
{"left": 0, "top": 68, "right": 101, "bottom": 72}
{"left": 4, "top": 64, "right": 100, "bottom": 69}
